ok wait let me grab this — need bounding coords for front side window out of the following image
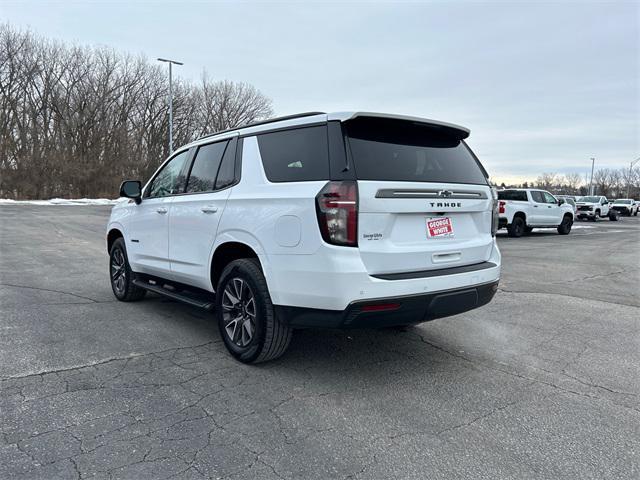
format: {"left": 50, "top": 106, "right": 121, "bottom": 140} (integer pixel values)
{"left": 186, "top": 141, "right": 228, "bottom": 193}
{"left": 257, "top": 126, "right": 329, "bottom": 182}
{"left": 543, "top": 192, "right": 557, "bottom": 204}
{"left": 147, "top": 150, "right": 190, "bottom": 198}
{"left": 530, "top": 191, "right": 545, "bottom": 203}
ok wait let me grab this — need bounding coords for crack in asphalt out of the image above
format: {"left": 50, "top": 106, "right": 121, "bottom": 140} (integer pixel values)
{"left": 0, "top": 341, "right": 216, "bottom": 381}
{"left": 497, "top": 287, "right": 639, "bottom": 308}
{"left": 0, "top": 283, "right": 103, "bottom": 304}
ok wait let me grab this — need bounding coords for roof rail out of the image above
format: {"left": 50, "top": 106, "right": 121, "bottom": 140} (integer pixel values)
{"left": 197, "top": 111, "right": 326, "bottom": 140}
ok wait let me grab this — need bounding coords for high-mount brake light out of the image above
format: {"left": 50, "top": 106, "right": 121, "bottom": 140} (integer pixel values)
{"left": 315, "top": 181, "right": 358, "bottom": 247}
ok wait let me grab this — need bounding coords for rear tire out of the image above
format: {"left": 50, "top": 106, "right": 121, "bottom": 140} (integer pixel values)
{"left": 507, "top": 216, "right": 525, "bottom": 238}
{"left": 215, "top": 258, "right": 292, "bottom": 364}
{"left": 109, "top": 238, "right": 146, "bottom": 301}
{"left": 557, "top": 214, "right": 573, "bottom": 235}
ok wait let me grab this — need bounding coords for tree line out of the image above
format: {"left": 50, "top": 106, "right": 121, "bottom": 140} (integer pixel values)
{"left": 500, "top": 168, "right": 640, "bottom": 198}
{"left": 0, "top": 24, "right": 273, "bottom": 199}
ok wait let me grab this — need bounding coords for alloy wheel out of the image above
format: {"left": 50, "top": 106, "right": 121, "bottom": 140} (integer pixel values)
{"left": 111, "top": 248, "right": 126, "bottom": 295}
{"left": 221, "top": 278, "right": 256, "bottom": 347}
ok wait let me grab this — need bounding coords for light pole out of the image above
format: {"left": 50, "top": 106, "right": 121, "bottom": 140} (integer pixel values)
{"left": 589, "top": 157, "right": 595, "bottom": 195}
{"left": 627, "top": 157, "right": 640, "bottom": 198}
{"left": 157, "top": 58, "right": 183, "bottom": 154}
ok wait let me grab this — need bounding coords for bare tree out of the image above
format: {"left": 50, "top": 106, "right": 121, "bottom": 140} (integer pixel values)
{"left": 535, "top": 172, "right": 557, "bottom": 191}
{"left": 0, "top": 24, "right": 274, "bottom": 199}
{"left": 563, "top": 173, "right": 582, "bottom": 194}
{"left": 592, "top": 168, "right": 613, "bottom": 197}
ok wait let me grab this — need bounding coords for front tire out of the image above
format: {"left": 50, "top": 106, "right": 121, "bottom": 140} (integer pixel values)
{"left": 109, "top": 238, "right": 146, "bottom": 301}
{"left": 215, "top": 259, "right": 292, "bottom": 364}
{"left": 557, "top": 214, "right": 573, "bottom": 235}
{"left": 507, "top": 216, "right": 525, "bottom": 237}
{"left": 609, "top": 210, "right": 619, "bottom": 221}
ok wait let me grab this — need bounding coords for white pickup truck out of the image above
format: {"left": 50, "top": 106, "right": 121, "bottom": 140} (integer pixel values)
{"left": 575, "top": 195, "right": 619, "bottom": 221}
{"left": 497, "top": 189, "right": 575, "bottom": 237}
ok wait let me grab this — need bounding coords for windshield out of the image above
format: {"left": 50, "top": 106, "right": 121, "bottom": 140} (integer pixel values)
{"left": 344, "top": 117, "right": 488, "bottom": 185}
{"left": 578, "top": 196, "right": 600, "bottom": 203}
{"left": 615, "top": 199, "right": 633, "bottom": 204}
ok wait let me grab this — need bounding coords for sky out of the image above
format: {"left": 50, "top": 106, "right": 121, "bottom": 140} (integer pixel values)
{"left": 2, "top": 0, "right": 638, "bottom": 184}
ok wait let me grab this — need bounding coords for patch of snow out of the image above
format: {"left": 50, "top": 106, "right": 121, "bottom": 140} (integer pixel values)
{"left": 0, "top": 198, "right": 123, "bottom": 206}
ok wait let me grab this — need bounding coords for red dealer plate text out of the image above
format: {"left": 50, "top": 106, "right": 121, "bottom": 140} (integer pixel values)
{"left": 426, "top": 217, "right": 454, "bottom": 238}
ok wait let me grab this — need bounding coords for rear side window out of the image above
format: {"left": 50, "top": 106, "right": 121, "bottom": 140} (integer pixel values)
{"left": 257, "top": 126, "right": 329, "bottom": 182}
{"left": 344, "top": 117, "right": 488, "bottom": 185}
{"left": 215, "top": 138, "right": 237, "bottom": 189}
{"left": 186, "top": 141, "right": 228, "bottom": 193}
{"left": 497, "top": 190, "right": 527, "bottom": 201}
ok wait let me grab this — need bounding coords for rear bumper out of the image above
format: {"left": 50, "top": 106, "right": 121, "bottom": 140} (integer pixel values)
{"left": 276, "top": 280, "right": 499, "bottom": 328}
{"left": 265, "top": 239, "right": 501, "bottom": 311}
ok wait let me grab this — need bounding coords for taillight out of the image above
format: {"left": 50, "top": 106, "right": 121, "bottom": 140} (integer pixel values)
{"left": 315, "top": 181, "right": 358, "bottom": 247}
{"left": 491, "top": 188, "right": 500, "bottom": 237}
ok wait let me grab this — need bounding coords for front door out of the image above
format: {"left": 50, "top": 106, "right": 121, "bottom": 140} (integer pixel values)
{"left": 527, "top": 190, "right": 547, "bottom": 225}
{"left": 127, "top": 149, "right": 191, "bottom": 276}
{"left": 168, "top": 136, "right": 238, "bottom": 290}
{"left": 542, "top": 191, "right": 562, "bottom": 224}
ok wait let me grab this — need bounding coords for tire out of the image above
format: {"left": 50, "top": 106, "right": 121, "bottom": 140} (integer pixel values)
{"left": 507, "top": 216, "right": 525, "bottom": 238}
{"left": 634, "top": 210, "right": 638, "bottom": 216}
{"left": 557, "top": 214, "right": 573, "bottom": 235}
{"left": 591, "top": 210, "right": 600, "bottom": 222}
{"left": 609, "top": 211, "right": 619, "bottom": 221}
{"left": 524, "top": 226, "right": 534, "bottom": 234}
{"left": 215, "top": 258, "right": 292, "bottom": 364}
{"left": 109, "top": 238, "right": 146, "bottom": 301}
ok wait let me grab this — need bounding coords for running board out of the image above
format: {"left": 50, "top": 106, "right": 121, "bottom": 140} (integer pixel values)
{"left": 132, "top": 279, "right": 215, "bottom": 311}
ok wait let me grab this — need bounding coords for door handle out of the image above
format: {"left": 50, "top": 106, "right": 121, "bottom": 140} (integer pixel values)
{"left": 533, "top": 205, "right": 538, "bottom": 208}
{"left": 201, "top": 206, "right": 218, "bottom": 214}
{"left": 156, "top": 207, "right": 168, "bottom": 214}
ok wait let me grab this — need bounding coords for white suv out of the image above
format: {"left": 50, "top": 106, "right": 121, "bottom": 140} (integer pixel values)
{"left": 107, "top": 112, "right": 501, "bottom": 363}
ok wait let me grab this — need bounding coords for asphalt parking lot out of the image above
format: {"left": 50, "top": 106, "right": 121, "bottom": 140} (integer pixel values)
{"left": 1, "top": 206, "right": 638, "bottom": 480}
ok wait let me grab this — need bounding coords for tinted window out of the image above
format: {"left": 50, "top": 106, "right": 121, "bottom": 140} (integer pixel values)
{"left": 543, "top": 192, "right": 557, "bottom": 204}
{"left": 215, "top": 138, "right": 237, "bottom": 189}
{"left": 257, "top": 126, "right": 329, "bottom": 182}
{"left": 531, "top": 191, "right": 545, "bottom": 203}
{"left": 344, "top": 117, "right": 488, "bottom": 185}
{"left": 186, "top": 141, "right": 228, "bottom": 193}
{"left": 497, "top": 190, "right": 527, "bottom": 201}
{"left": 147, "top": 150, "right": 190, "bottom": 198}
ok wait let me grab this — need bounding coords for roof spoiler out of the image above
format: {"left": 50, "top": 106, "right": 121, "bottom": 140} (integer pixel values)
{"left": 329, "top": 111, "right": 470, "bottom": 139}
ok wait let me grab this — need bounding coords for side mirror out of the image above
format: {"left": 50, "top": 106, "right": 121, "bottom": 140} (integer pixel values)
{"left": 119, "top": 180, "right": 142, "bottom": 204}
{"left": 558, "top": 199, "right": 564, "bottom": 205}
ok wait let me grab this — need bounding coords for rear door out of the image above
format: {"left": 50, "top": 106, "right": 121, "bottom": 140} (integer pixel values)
{"left": 343, "top": 117, "right": 494, "bottom": 275}
{"left": 168, "top": 136, "right": 238, "bottom": 289}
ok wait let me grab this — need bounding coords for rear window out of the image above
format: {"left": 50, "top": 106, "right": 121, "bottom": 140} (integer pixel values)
{"left": 257, "top": 126, "right": 329, "bottom": 182}
{"left": 344, "top": 117, "right": 488, "bottom": 185}
{"left": 497, "top": 190, "right": 528, "bottom": 201}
